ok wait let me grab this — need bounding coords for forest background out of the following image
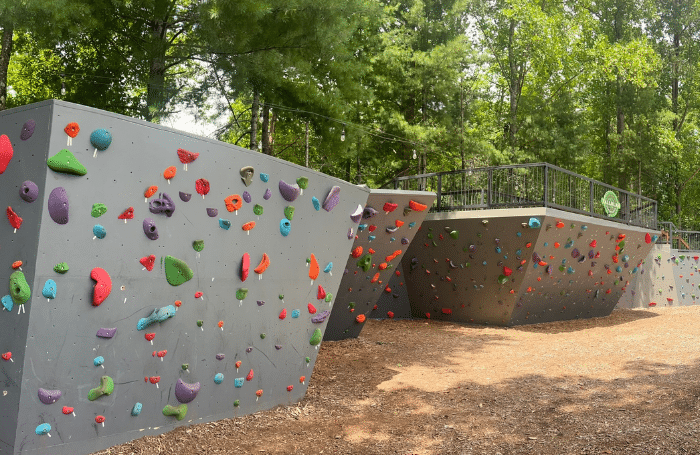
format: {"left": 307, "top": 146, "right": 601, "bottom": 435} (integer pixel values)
{"left": 1, "top": 0, "right": 698, "bottom": 228}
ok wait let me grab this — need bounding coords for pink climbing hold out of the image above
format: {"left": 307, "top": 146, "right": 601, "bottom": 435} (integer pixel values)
{"left": 90, "top": 267, "right": 112, "bottom": 306}
{"left": 6, "top": 207, "right": 22, "bottom": 230}
{"left": 140, "top": 255, "right": 156, "bottom": 271}
{"left": 308, "top": 303, "right": 317, "bottom": 314}
{"left": 309, "top": 254, "right": 319, "bottom": 280}
{"left": 317, "top": 285, "right": 326, "bottom": 300}
{"left": 279, "top": 309, "right": 287, "bottom": 320}
{"left": 241, "top": 253, "right": 250, "bottom": 281}
{"left": 0, "top": 134, "right": 14, "bottom": 174}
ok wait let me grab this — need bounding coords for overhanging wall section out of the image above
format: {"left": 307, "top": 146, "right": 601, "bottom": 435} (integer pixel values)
{"left": 0, "top": 100, "right": 370, "bottom": 455}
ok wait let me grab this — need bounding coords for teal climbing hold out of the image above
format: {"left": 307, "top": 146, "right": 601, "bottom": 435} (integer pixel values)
{"left": 260, "top": 172, "right": 269, "bottom": 182}
{"left": 219, "top": 218, "right": 231, "bottom": 230}
{"left": 291, "top": 309, "right": 300, "bottom": 318}
{"left": 214, "top": 373, "right": 224, "bottom": 384}
{"left": 132, "top": 402, "right": 142, "bottom": 416}
{"left": 1, "top": 295, "right": 13, "bottom": 311}
{"left": 93, "top": 224, "right": 106, "bottom": 239}
{"left": 280, "top": 218, "right": 291, "bottom": 236}
{"left": 234, "top": 377, "right": 244, "bottom": 388}
{"left": 137, "top": 305, "right": 176, "bottom": 330}
{"left": 528, "top": 217, "right": 541, "bottom": 228}
{"left": 312, "top": 197, "right": 320, "bottom": 211}
{"left": 93, "top": 356, "right": 105, "bottom": 366}
{"left": 35, "top": 424, "right": 51, "bottom": 436}
{"left": 42, "top": 280, "right": 57, "bottom": 299}
{"left": 324, "top": 262, "right": 333, "bottom": 273}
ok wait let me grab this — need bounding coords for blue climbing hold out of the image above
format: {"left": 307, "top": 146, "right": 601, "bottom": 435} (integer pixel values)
{"left": 260, "top": 173, "right": 269, "bottom": 182}
{"left": 214, "top": 373, "right": 224, "bottom": 384}
{"left": 1, "top": 295, "right": 12, "bottom": 311}
{"left": 94, "top": 356, "right": 104, "bottom": 366}
{"left": 219, "top": 218, "right": 231, "bottom": 230}
{"left": 616, "top": 266, "right": 622, "bottom": 273}
{"left": 42, "top": 280, "right": 57, "bottom": 299}
{"left": 35, "top": 423, "right": 51, "bottom": 436}
{"left": 324, "top": 262, "right": 333, "bottom": 273}
{"left": 409, "top": 222, "right": 416, "bottom": 228}
{"left": 312, "top": 196, "right": 320, "bottom": 211}
{"left": 369, "top": 235, "right": 376, "bottom": 241}
{"left": 132, "top": 402, "right": 143, "bottom": 416}
{"left": 528, "top": 217, "right": 541, "bottom": 229}
{"left": 280, "top": 218, "right": 291, "bottom": 236}
{"left": 93, "top": 224, "right": 106, "bottom": 239}
{"left": 291, "top": 309, "right": 300, "bottom": 318}
{"left": 137, "top": 305, "right": 177, "bottom": 331}
{"left": 234, "top": 377, "right": 244, "bottom": 388}
{"left": 358, "top": 224, "right": 367, "bottom": 231}
{"left": 90, "top": 128, "right": 112, "bottom": 151}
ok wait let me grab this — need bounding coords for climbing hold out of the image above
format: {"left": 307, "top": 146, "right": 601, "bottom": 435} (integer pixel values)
{"left": 408, "top": 200, "right": 427, "bottom": 212}
{"left": 163, "top": 166, "right": 177, "bottom": 181}
{"left": 260, "top": 172, "right": 269, "bottom": 182}
{"left": 177, "top": 148, "right": 199, "bottom": 169}
{"left": 192, "top": 239, "right": 205, "bottom": 252}
{"left": 19, "top": 181, "right": 39, "bottom": 203}
{"left": 195, "top": 178, "right": 210, "bottom": 198}
{"left": 279, "top": 180, "right": 301, "bottom": 201}
{"left": 308, "top": 303, "right": 317, "bottom": 314}
{"left": 20, "top": 119, "right": 35, "bottom": 140}
{"left": 225, "top": 194, "right": 242, "bottom": 212}
{"left": 449, "top": 230, "right": 458, "bottom": 239}
{"left": 555, "top": 221, "right": 565, "bottom": 228}
{"left": 0, "top": 135, "right": 13, "bottom": 173}
{"left": 312, "top": 310, "right": 330, "bottom": 323}
{"left": 96, "top": 327, "right": 117, "bottom": 338}
{"left": 93, "top": 356, "right": 105, "bottom": 367}
{"left": 163, "top": 404, "right": 188, "bottom": 421}
{"left": 1, "top": 295, "right": 12, "bottom": 312}
{"left": 253, "top": 204, "right": 264, "bottom": 216}
{"left": 240, "top": 166, "right": 255, "bottom": 186}
{"left": 219, "top": 218, "right": 231, "bottom": 229}
{"left": 93, "top": 224, "right": 106, "bottom": 239}
{"left": 142, "top": 218, "right": 159, "bottom": 240}
{"left": 246, "top": 369, "right": 254, "bottom": 381}
{"left": 164, "top": 255, "right": 193, "bottom": 286}
{"left": 243, "top": 191, "right": 252, "bottom": 203}
{"left": 310, "top": 328, "right": 322, "bottom": 345}
{"left": 90, "top": 267, "right": 112, "bottom": 306}
{"left": 324, "top": 262, "right": 333, "bottom": 274}
{"left": 240, "top": 253, "right": 250, "bottom": 281}
{"left": 323, "top": 186, "right": 341, "bottom": 211}
{"left": 254, "top": 253, "right": 270, "bottom": 275}
{"left": 38, "top": 388, "right": 62, "bottom": 404}
{"left": 263, "top": 188, "right": 272, "bottom": 200}
{"left": 292, "top": 309, "right": 300, "bottom": 318}
{"left": 9, "top": 271, "right": 30, "bottom": 305}
{"left": 35, "top": 423, "right": 51, "bottom": 436}
{"left": 284, "top": 206, "right": 295, "bottom": 221}
{"left": 357, "top": 254, "right": 372, "bottom": 272}
{"left": 90, "top": 129, "right": 112, "bottom": 156}
{"left": 118, "top": 207, "right": 134, "bottom": 221}
{"left": 312, "top": 196, "right": 320, "bottom": 211}
{"left": 87, "top": 375, "right": 114, "bottom": 401}
{"left": 242, "top": 221, "right": 256, "bottom": 232}
{"left": 236, "top": 288, "right": 248, "bottom": 300}
{"left": 145, "top": 186, "right": 158, "bottom": 199}
{"left": 279, "top": 308, "right": 287, "bottom": 320}
{"left": 175, "top": 379, "right": 201, "bottom": 403}
{"left": 179, "top": 191, "right": 192, "bottom": 202}
{"left": 91, "top": 203, "right": 107, "bottom": 218}
{"left": 47, "top": 187, "right": 70, "bottom": 225}
{"left": 528, "top": 217, "right": 541, "bottom": 228}
{"left": 53, "top": 262, "right": 69, "bottom": 274}
{"left": 42, "top": 279, "right": 57, "bottom": 299}
{"left": 131, "top": 403, "right": 142, "bottom": 416}
{"left": 280, "top": 218, "right": 291, "bottom": 236}
{"left": 149, "top": 193, "right": 176, "bottom": 217}
{"left": 136, "top": 305, "right": 176, "bottom": 330}
{"left": 350, "top": 205, "right": 363, "bottom": 223}
{"left": 317, "top": 285, "right": 326, "bottom": 300}
{"left": 62, "top": 406, "right": 74, "bottom": 416}
{"left": 309, "top": 254, "right": 320, "bottom": 280}
{"left": 140, "top": 255, "right": 156, "bottom": 271}
{"left": 47, "top": 149, "right": 87, "bottom": 175}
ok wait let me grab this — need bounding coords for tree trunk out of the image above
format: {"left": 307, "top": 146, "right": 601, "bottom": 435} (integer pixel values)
{"left": 250, "top": 88, "right": 259, "bottom": 151}
{"left": 145, "top": 0, "right": 172, "bottom": 122}
{"left": 0, "top": 24, "right": 14, "bottom": 111}
{"left": 261, "top": 103, "right": 271, "bottom": 155}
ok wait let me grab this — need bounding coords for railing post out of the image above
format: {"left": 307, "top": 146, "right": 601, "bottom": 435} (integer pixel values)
{"left": 436, "top": 175, "right": 442, "bottom": 212}
{"left": 589, "top": 181, "right": 594, "bottom": 217}
{"left": 393, "top": 179, "right": 398, "bottom": 190}
{"left": 487, "top": 169, "right": 493, "bottom": 207}
{"left": 543, "top": 165, "right": 548, "bottom": 207}
{"left": 624, "top": 193, "right": 630, "bottom": 224}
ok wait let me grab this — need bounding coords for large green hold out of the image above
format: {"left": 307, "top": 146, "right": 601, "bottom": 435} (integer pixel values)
{"left": 9, "top": 270, "right": 30, "bottom": 304}
{"left": 162, "top": 404, "right": 188, "bottom": 421}
{"left": 357, "top": 254, "right": 372, "bottom": 272}
{"left": 449, "top": 230, "right": 459, "bottom": 239}
{"left": 47, "top": 149, "right": 87, "bottom": 176}
{"left": 88, "top": 375, "right": 114, "bottom": 401}
{"left": 91, "top": 203, "right": 107, "bottom": 217}
{"left": 164, "top": 255, "right": 193, "bottom": 286}
{"left": 309, "top": 328, "right": 322, "bottom": 346}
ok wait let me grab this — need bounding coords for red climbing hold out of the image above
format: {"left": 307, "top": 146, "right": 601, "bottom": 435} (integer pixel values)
{"left": 235, "top": 360, "right": 241, "bottom": 369}
{"left": 118, "top": 207, "right": 134, "bottom": 220}
{"left": 589, "top": 240, "right": 597, "bottom": 248}
{"left": 612, "top": 254, "right": 619, "bottom": 263}
{"left": 246, "top": 369, "right": 254, "bottom": 381}
{"left": 90, "top": 267, "right": 112, "bottom": 306}
{"left": 378, "top": 263, "right": 388, "bottom": 270}
{"left": 149, "top": 376, "right": 160, "bottom": 384}
{"left": 503, "top": 266, "right": 512, "bottom": 276}
{"left": 0, "top": 135, "right": 14, "bottom": 174}
{"left": 1, "top": 352, "right": 11, "bottom": 361}
{"left": 308, "top": 303, "right": 317, "bottom": 314}
{"left": 387, "top": 311, "right": 395, "bottom": 318}
{"left": 140, "top": 255, "right": 156, "bottom": 271}
{"left": 409, "top": 200, "right": 428, "bottom": 212}
{"left": 195, "top": 178, "right": 210, "bottom": 197}
{"left": 371, "top": 273, "right": 380, "bottom": 283}
{"left": 157, "top": 350, "right": 167, "bottom": 358}
{"left": 195, "top": 291, "right": 203, "bottom": 299}
{"left": 6, "top": 207, "right": 22, "bottom": 230}
{"left": 645, "top": 233, "right": 652, "bottom": 244}
{"left": 240, "top": 253, "right": 250, "bottom": 282}
{"left": 11, "top": 260, "right": 22, "bottom": 269}
{"left": 317, "top": 285, "right": 326, "bottom": 300}
{"left": 555, "top": 221, "right": 565, "bottom": 228}
{"left": 287, "top": 385, "right": 294, "bottom": 392}
{"left": 368, "top": 225, "right": 377, "bottom": 232}
{"left": 218, "top": 320, "right": 224, "bottom": 328}
{"left": 351, "top": 246, "right": 363, "bottom": 258}
{"left": 309, "top": 254, "right": 320, "bottom": 280}
{"left": 279, "top": 309, "right": 287, "bottom": 320}
{"left": 368, "top": 248, "right": 375, "bottom": 255}
{"left": 145, "top": 333, "right": 155, "bottom": 342}
{"left": 177, "top": 148, "right": 199, "bottom": 164}
{"left": 174, "top": 300, "right": 182, "bottom": 307}
{"left": 256, "top": 389, "right": 263, "bottom": 397}
{"left": 383, "top": 202, "right": 398, "bottom": 213}
{"left": 95, "top": 415, "right": 105, "bottom": 424}
{"left": 299, "top": 376, "right": 306, "bottom": 383}
{"left": 649, "top": 302, "right": 657, "bottom": 307}
{"left": 442, "top": 308, "right": 452, "bottom": 315}
{"left": 525, "top": 242, "right": 532, "bottom": 248}
{"left": 62, "top": 406, "right": 74, "bottom": 415}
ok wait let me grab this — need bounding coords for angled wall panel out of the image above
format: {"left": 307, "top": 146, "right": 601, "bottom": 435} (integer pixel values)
{"left": 0, "top": 100, "right": 370, "bottom": 455}
{"left": 617, "top": 244, "right": 678, "bottom": 309}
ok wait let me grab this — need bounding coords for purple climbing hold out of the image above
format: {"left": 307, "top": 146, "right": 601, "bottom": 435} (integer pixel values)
{"left": 149, "top": 193, "right": 176, "bottom": 217}
{"left": 401, "top": 237, "right": 409, "bottom": 245}
{"left": 96, "top": 328, "right": 117, "bottom": 338}
{"left": 263, "top": 188, "right": 271, "bottom": 200}
{"left": 323, "top": 186, "right": 340, "bottom": 211}
{"left": 532, "top": 252, "right": 541, "bottom": 263}
{"left": 21, "top": 119, "right": 35, "bottom": 140}
{"left": 350, "top": 205, "right": 363, "bottom": 223}
{"left": 311, "top": 310, "right": 331, "bottom": 323}
{"left": 174, "top": 378, "right": 201, "bottom": 403}
{"left": 347, "top": 227, "right": 354, "bottom": 239}
{"left": 48, "top": 187, "right": 69, "bottom": 224}
{"left": 19, "top": 180, "right": 39, "bottom": 203}
{"left": 246, "top": 347, "right": 253, "bottom": 353}
{"left": 275, "top": 345, "right": 283, "bottom": 350}
{"left": 279, "top": 180, "right": 301, "bottom": 202}
{"left": 206, "top": 208, "right": 218, "bottom": 217}
{"left": 571, "top": 248, "right": 580, "bottom": 259}
{"left": 216, "top": 353, "right": 225, "bottom": 361}
{"left": 362, "top": 207, "right": 377, "bottom": 219}
{"left": 38, "top": 388, "right": 62, "bottom": 405}
{"left": 143, "top": 218, "right": 159, "bottom": 240}
{"left": 256, "top": 300, "right": 265, "bottom": 306}
{"left": 179, "top": 191, "right": 192, "bottom": 202}
{"left": 242, "top": 191, "right": 251, "bottom": 203}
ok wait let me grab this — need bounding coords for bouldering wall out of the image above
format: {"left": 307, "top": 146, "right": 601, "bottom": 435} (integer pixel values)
{"left": 0, "top": 100, "right": 370, "bottom": 455}
{"left": 616, "top": 244, "right": 678, "bottom": 309}
{"left": 369, "top": 262, "right": 412, "bottom": 320}
{"left": 669, "top": 251, "right": 700, "bottom": 306}
{"left": 323, "top": 190, "right": 435, "bottom": 341}
{"left": 402, "top": 208, "right": 659, "bottom": 326}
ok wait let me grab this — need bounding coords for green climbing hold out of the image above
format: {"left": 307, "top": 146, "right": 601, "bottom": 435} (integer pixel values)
{"left": 432, "top": 241, "right": 438, "bottom": 247}
{"left": 196, "top": 320, "right": 203, "bottom": 327}
{"left": 91, "top": 203, "right": 107, "bottom": 218}
{"left": 88, "top": 375, "right": 114, "bottom": 401}
{"left": 279, "top": 294, "right": 284, "bottom": 300}
{"left": 47, "top": 149, "right": 87, "bottom": 176}
{"left": 449, "top": 230, "right": 458, "bottom": 239}
{"left": 427, "top": 233, "right": 433, "bottom": 239}
{"left": 357, "top": 254, "right": 372, "bottom": 272}
{"left": 182, "top": 364, "right": 189, "bottom": 370}
{"left": 192, "top": 240, "right": 205, "bottom": 252}
{"left": 162, "top": 404, "right": 188, "bottom": 421}
{"left": 310, "top": 328, "right": 322, "bottom": 346}
{"left": 253, "top": 204, "right": 263, "bottom": 216}
{"left": 305, "top": 357, "right": 310, "bottom": 363}
{"left": 260, "top": 333, "right": 266, "bottom": 339}
{"left": 9, "top": 271, "right": 30, "bottom": 304}
{"left": 164, "top": 255, "right": 193, "bottom": 286}
{"left": 324, "top": 293, "right": 333, "bottom": 303}
{"left": 53, "top": 262, "right": 69, "bottom": 274}
{"left": 348, "top": 302, "right": 356, "bottom": 309}
{"left": 497, "top": 274, "right": 508, "bottom": 285}
{"left": 296, "top": 177, "right": 309, "bottom": 189}
{"left": 284, "top": 206, "right": 295, "bottom": 221}
{"left": 234, "top": 400, "right": 240, "bottom": 407}
{"left": 236, "top": 288, "right": 248, "bottom": 300}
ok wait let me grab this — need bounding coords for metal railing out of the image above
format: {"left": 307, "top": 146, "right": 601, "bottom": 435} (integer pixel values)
{"left": 658, "top": 221, "right": 700, "bottom": 251}
{"left": 393, "top": 162, "right": 658, "bottom": 229}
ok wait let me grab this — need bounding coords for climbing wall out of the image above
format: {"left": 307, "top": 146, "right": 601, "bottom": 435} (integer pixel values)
{"left": 369, "top": 262, "right": 412, "bottom": 320}
{"left": 323, "top": 190, "right": 435, "bottom": 341}
{"left": 0, "top": 100, "right": 370, "bottom": 455}
{"left": 669, "top": 251, "right": 700, "bottom": 306}
{"left": 616, "top": 244, "right": 679, "bottom": 309}
{"left": 402, "top": 208, "right": 659, "bottom": 326}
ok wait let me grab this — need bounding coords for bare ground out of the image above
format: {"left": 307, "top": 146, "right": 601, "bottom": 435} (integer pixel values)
{"left": 94, "top": 306, "right": 700, "bottom": 454}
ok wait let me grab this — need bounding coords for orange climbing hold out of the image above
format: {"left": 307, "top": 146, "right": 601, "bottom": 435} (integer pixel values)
{"left": 242, "top": 221, "right": 256, "bottom": 231}
{"left": 299, "top": 376, "right": 306, "bottom": 383}
{"left": 64, "top": 122, "right": 80, "bottom": 138}
{"left": 385, "top": 250, "right": 402, "bottom": 262}
{"left": 218, "top": 320, "right": 224, "bottom": 328}
{"left": 174, "top": 300, "right": 182, "bottom": 307}
{"left": 356, "top": 314, "right": 366, "bottom": 323}
{"left": 378, "top": 263, "right": 388, "bottom": 270}
{"left": 144, "top": 186, "right": 158, "bottom": 198}
{"left": 11, "top": 261, "right": 22, "bottom": 269}
{"left": 555, "top": 221, "right": 565, "bottom": 228}
{"left": 384, "top": 285, "right": 391, "bottom": 293}
{"left": 525, "top": 242, "right": 532, "bottom": 248}
{"left": 235, "top": 360, "right": 242, "bottom": 369}
{"left": 163, "top": 166, "right": 177, "bottom": 180}
{"left": 554, "top": 242, "right": 560, "bottom": 248}
{"left": 351, "top": 246, "right": 363, "bottom": 258}
{"left": 225, "top": 194, "right": 242, "bottom": 212}
{"left": 371, "top": 273, "right": 380, "bottom": 283}
{"left": 395, "top": 220, "right": 404, "bottom": 227}
{"left": 309, "top": 254, "right": 320, "bottom": 280}
{"left": 254, "top": 253, "right": 270, "bottom": 274}
{"left": 409, "top": 200, "right": 428, "bottom": 211}
{"left": 256, "top": 389, "right": 263, "bottom": 397}
{"left": 368, "top": 248, "right": 375, "bottom": 254}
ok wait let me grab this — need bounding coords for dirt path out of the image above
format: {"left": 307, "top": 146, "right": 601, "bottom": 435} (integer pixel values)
{"left": 94, "top": 307, "right": 700, "bottom": 454}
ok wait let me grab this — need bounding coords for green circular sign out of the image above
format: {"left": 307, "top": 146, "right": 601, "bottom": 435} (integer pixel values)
{"left": 601, "top": 191, "right": 621, "bottom": 217}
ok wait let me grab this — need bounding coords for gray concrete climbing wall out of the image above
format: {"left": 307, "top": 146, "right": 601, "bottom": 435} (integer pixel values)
{"left": 0, "top": 100, "right": 370, "bottom": 455}
{"left": 617, "top": 244, "right": 679, "bottom": 309}
{"left": 369, "top": 261, "right": 412, "bottom": 320}
{"left": 323, "top": 190, "right": 434, "bottom": 341}
{"left": 402, "top": 208, "right": 659, "bottom": 326}
{"left": 667, "top": 250, "right": 700, "bottom": 306}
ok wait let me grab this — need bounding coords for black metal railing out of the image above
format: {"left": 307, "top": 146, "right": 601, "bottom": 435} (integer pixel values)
{"left": 658, "top": 221, "right": 700, "bottom": 251}
{"left": 393, "top": 162, "right": 658, "bottom": 229}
